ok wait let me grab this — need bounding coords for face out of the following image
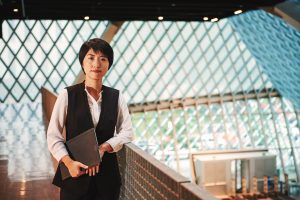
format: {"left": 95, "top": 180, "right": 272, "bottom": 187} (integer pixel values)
{"left": 82, "top": 49, "right": 109, "bottom": 81}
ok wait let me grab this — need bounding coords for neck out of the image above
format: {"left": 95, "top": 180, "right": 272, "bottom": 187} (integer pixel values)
{"left": 85, "top": 79, "right": 102, "bottom": 93}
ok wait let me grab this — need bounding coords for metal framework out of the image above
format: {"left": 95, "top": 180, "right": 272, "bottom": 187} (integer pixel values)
{"left": 0, "top": 9, "right": 299, "bottom": 183}
{"left": 128, "top": 89, "right": 280, "bottom": 113}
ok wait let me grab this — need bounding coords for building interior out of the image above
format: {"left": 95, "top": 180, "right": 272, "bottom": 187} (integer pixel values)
{"left": 0, "top": 0, "right": 300, "bottom": 199}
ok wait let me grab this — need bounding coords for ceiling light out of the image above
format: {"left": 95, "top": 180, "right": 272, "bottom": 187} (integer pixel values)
{"left": 158, "top": 16, "right": 164, "bottom": 21}
{"left": 13, "top": 8, "right": 18, "bottom": 12}
{"left": 203, "top": 17, "right": 209, "bottom": 21}
{"left": 84, "top": 16, "right": 90, "bottom": 20}
{"left": 234, "top": 10, "right": 243, "bottom": 15}
{"left": 211, "top": 18, "right": 218, "bottom": 22}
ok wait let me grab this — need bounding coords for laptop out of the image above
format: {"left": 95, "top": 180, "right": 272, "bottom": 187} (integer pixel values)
{"left": 60, "top": 128, "right": 101, "bottom": 180}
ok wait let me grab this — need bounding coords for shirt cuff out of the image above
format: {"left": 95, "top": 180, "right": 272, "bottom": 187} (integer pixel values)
{"left": 105, "top": 138, "right": 122, "bottom": 153}
{"left": 53, "top": 148, "right": 69, "bottom": 162}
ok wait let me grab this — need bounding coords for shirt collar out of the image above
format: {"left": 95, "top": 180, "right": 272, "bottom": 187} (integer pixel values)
{"left": 84, "top": 84, "right": 103, "bottom": 103}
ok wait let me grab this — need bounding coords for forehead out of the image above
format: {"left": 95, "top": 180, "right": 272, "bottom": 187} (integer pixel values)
{"left": 86, "top": 48, "right": 106, "bottom": 57}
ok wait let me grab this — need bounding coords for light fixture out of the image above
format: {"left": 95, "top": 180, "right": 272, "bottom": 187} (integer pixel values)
{"left": 84, "top": 16, "right": 90, "bottom": 20}
{"left": 13, "top": 8, "right": 18, "bottom": 12}
{"left": 203, "top": 17, "right": 209, "bottom": 21}
{"left": 211, "top": 18, "right": 218, "bottom": 22}
{"left": 234, "top": 10, "right": 243, "bottom": 15}
{"left": 158, "top": 16, "right": 164, "bottom": 21}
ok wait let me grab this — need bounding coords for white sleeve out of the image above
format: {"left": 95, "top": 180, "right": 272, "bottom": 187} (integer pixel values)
{"left": 46, "top": 89, "right": 69, "bottom": 162}
{"left": 106, "top": 91, "right": 134, "bottom": 152}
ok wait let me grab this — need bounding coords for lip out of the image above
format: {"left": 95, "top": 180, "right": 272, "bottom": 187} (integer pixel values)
{"left": 90, "top": 70, "right": 101, "bottom": 73}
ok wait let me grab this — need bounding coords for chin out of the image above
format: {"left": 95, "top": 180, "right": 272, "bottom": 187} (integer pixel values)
{"left": 87, "top": 76, "right": 101, "bottom": 81}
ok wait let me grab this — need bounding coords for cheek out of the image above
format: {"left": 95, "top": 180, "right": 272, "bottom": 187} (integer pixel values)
{"left": 83, "top": 65, "right": 88, "bottom": 72}
{"left": 102, "top": 63, "right": 109, "bottom": 70}
{"left": 103, "top": 67, "right": 109, "bottom": 74}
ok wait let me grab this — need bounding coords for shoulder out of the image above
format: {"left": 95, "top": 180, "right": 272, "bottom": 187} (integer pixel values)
{"left": 117, "top": 90, "right": 129, "bottom": 106}
{"left": 103, "top": 85, "right": 119, "bottom": 94}
{"left": 54, "top": 88, "right": 68, "bottom": 108}
{"left": 65, "top": 82, "right": 84, "bottom": 93}
{"left": 103, "top": 85, "right": 124, "bottom": 105}
{"left": 103, "top": 85, "right": 120, "bottom": 100}
{"left": 57, "top": 88, "right": 68, "bottom": 100}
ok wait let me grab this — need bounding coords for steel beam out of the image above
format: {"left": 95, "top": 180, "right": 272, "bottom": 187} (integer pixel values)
{"left": 129, "top": 89, "right": 280, "bottom": 113}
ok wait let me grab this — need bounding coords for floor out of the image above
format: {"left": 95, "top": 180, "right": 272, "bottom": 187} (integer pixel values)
{"left": 0, "top": 103, "right": 59, "bottom": 200}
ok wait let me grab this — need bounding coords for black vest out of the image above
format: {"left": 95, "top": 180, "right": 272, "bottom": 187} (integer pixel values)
{"left": 52, "top": 82, "right": 121, "bottom": 194}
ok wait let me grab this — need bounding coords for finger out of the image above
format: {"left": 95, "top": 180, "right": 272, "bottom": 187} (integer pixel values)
{"left": 76, "top": 170, "right": 82, "bottom": 177}
{"left": 89, "top": 168, "right": 92, "bottom": 176}
{"left": 92, "top": 167, "right": 96, "bottom": 176}
{"left": 96, "top": 165, "right": 99, "bottom": 173}
{"left": 100, "top": 151, "right": 104, "bottom": 159}
{"left": 78, "top": 170, "right": 85, "bottom": 177}
{"left": 86, "top": 169, "right": 88, "bottom": 174}
{"left": 79, "top": 162, "right": 88, "bottom": 170}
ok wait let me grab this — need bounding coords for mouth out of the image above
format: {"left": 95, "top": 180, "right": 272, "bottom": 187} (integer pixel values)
{"left": 90, "top": 70, "right": 101, "bottom": 73}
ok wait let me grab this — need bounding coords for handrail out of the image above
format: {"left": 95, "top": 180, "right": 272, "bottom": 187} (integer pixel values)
{"left": 118, "top": 143, "right": 217, "bottom": 200}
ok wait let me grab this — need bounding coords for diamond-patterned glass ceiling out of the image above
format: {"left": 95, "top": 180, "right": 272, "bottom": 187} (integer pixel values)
{"left": 105, "top": 11, "right": 300, "bottom": 181}
{"left": 0, "top": 20, "right": 108, "bottom": 102}
{"left": 230, "top": 10, "right": 300, "bottom": 109}
{"left": 0, "top": 9, "right": 299, "bottom": 183}
{"left": 107, "top": 20, "right": 273, "bottom": 104}
{"left": 104, "top": 14, "right": 299, "bottom": 121}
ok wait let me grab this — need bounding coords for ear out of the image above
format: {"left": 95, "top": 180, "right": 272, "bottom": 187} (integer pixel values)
{"left": 81, "top": 66, "right": 86, "bottom": 74}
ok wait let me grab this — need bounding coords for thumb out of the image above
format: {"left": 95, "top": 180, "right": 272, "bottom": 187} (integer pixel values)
{"left": 79, "top": 162, "right": 88, "bottom": 169}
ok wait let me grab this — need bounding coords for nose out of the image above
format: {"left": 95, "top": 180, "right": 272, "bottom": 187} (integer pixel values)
{"left": 93, "top": 58, "right": 102, "bottom": 68}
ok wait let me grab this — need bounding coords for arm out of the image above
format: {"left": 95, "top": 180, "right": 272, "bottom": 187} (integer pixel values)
{"left": 87, "top": 91, "right": 133, "bottom": 176}
{"left": 47, "top": 89, "right": 87, "bottom": 177}
{"left": 103, "top": 92, "right": 134, "bottom": 153}
{"left": 47, "top": 89, "right": 69, "bottom": 162}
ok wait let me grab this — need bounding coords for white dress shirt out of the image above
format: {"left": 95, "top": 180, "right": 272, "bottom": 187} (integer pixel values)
{"left": 47, "top": 86, "right": 134, "bottom": 162}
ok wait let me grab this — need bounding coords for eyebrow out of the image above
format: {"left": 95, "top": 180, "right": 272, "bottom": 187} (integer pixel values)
{"left": 87, "top": 54, "right": 107, "bottom": 58}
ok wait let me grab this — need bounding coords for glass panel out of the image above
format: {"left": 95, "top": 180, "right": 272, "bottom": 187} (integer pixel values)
{"left": 0, "top": 20, "right": 108, "bottom": 102}
{"left": 1, "top": 9, "right": 299, "bottom": 184}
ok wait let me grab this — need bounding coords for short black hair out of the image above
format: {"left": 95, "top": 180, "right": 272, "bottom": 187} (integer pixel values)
{"left": 78, "top": 38, "right": 114, "bottom": 73}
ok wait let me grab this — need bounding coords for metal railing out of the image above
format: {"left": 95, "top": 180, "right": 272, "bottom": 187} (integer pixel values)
{"left": 118, "top": 143, "right": 217, "bottom": 200}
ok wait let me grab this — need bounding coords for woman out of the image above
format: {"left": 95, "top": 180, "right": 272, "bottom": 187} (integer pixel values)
{"left": 47, "top": 38, "right": 134, "bottom": 200}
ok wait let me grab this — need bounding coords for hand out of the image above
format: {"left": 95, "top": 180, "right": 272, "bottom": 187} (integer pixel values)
{"left": 99, "top": 142, "right": 113, "bottom": 158}
{"left": 62, "top": 155, "right": 88, "bottom": 178}
{"left": 68, "top": 161, "right": 88, "bottom": 177}
{"left": 85, "top": 165, "right": 100, "bottom": 176}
